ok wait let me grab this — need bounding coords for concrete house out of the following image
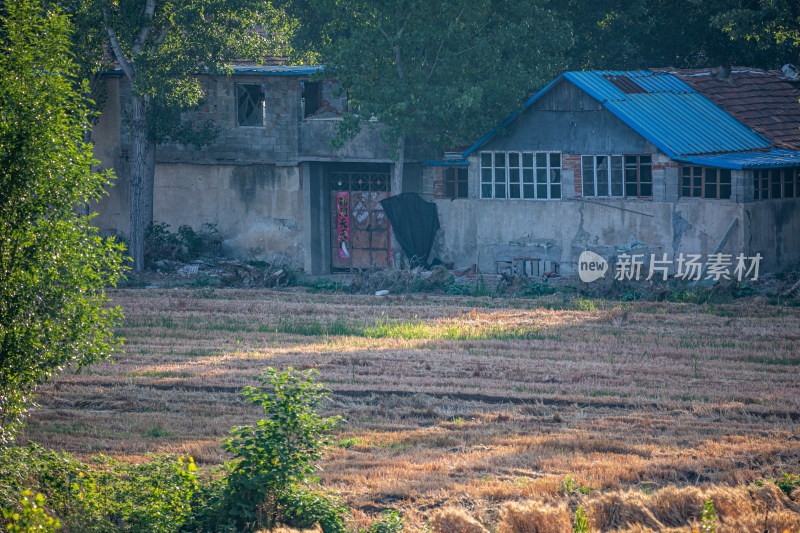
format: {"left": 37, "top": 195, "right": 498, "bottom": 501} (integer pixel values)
{"left": 91, "top": 65, "right": 426, "bottom": 274}
{"left": 423, "top": 68, "right": 800, "bottom": 276}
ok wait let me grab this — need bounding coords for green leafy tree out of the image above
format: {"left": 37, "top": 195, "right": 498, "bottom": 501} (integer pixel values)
{"left": 220, "top": 367, "right": 339, "bottom": 531}
{"left": 278, "top": 0, "right": 572, "bottom": 196}
{"left": 0, "top": 0, "right": 126, "bottom": 443}
{"left": 66, "top": 0, "right": 277, "bottom": 271}
{"left": 713, "top": 0, "right": 800, "bottom": 66}
{"left": 553, "top": 0, "right": 798, "bottom": 71}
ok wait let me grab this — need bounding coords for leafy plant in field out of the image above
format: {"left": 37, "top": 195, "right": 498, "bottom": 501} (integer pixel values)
{"left": 219, "top": 367, "right": 339, "bottom": 531}
{"left": 2, "top": 491, "right": 59, "bottom": 533}
{"left": 776, "top": 473, "right": 800, "bottom": 497}
{"left": 573, "top": 505, "right": 590, "bottom": 533}
{"left": 701, "top": 499, "right": 717, "bottom": 532}
{"left": 364, "top": 510, "right": 405, "bottom": 533}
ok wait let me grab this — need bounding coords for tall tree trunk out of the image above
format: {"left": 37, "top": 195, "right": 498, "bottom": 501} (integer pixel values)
{"left": 391, "top": 135, "right": 405, "bottom": 195}
{"left": 144, "top": 141, "right": 156, "bottom": 230}
{"left": 128, "top": 94, "right": 148, "bottom": 272}
{"left": 390, "top": 135, "right": 405, "bottom": 268}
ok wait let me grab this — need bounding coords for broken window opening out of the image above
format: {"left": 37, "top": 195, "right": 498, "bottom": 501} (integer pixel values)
{"left": 480, "top": 151, "right": 561, "bottom": 200}
{"left": 302, "top": 81, "right": 321, "bottom": 118}
{"left": 680, "top": 166, "right": 731, "bottom": 199}
{"left": 237, "top": 84, "right": 266, "bottom": 127}
{"left": 444, "top": 167, "right": 468, "bottom": 199}
{"left": 753, "top": 167, "right": 799, "bottom": 200}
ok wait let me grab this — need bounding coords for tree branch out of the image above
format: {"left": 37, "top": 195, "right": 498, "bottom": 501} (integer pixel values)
{"left": 426, "top": 6, "right": 465, "bottom": 82}
{"left": 103, "top": 13, "right": 136, "bottom": 81}
{"left": 149, "top": 24, "right": 171, "bottom": 55}
{"left": 132, "top": 0, "right": 157, "bottom": 56}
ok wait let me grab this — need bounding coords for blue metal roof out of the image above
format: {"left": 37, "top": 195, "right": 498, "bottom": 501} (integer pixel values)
{"left": 462, "top": 70, "right": 776, "bottom": 161}
{"left": 678, "top": 149, "right": 800, "bottom": 169}
{"left": 230, "top": 65, "right": 322, "bottom": 76}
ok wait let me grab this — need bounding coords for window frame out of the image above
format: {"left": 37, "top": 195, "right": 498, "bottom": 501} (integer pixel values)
{"left": 480, "top": 151, "right": 561, "bottom": 200}
{"left": 624, "top": 155, "right": 653, "bottom": 198}
{"left": 443, "top": 166, "right": 469, "bottom": 199}
{"left": 680, "top": 165, "right": 732, "bottom": 200}
{"left": 236, "top": 83, "right": 266, "bottom": 127}
{"left": 581, "top": 155, "right": 624, "bottom": 198}
{"left": 753, "top": 168, "right": 799, "bottom": 200}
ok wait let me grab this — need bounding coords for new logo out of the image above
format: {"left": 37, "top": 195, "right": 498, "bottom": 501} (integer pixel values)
{"left": 578, "top": 251, "right": 608, "bottom": 283}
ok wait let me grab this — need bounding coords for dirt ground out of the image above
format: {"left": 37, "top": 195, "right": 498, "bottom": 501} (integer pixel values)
{"left": 20, "top": 288, "right": 800, "bottom": 531}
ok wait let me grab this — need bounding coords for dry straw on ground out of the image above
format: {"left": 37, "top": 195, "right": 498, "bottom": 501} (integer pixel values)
{"left": 20, "top": 289, "right": 800, "bottom": 531}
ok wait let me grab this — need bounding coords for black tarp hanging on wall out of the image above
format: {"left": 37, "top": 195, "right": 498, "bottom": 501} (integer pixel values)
{"left": 379, "top": 193, "right": 440, "bottom": 267}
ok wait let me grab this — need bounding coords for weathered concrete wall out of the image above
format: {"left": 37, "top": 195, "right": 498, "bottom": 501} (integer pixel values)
{"left": 299, "top": 120, "right": 391, "bottom": 161}
{"left": 151, "top": 163, "right": 305, "bottom": 265}
{"left": 432, "top": 198, "right": 748, "bottom": 274}
{"left": 745, "top": 199, "right": 800, "bottom": 272}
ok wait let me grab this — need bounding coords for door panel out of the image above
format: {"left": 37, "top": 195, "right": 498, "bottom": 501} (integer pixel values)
{"left": 329, "top": 169, "right": 391, "bottom": 270}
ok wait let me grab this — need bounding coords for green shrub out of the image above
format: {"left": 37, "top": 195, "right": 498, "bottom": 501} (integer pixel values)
{"left": 0, "top": 444, "right": 201, "bottom": 532}
{"left": 0, "top": 370, "right": 350, "bottom": 533}
{"left": 145, "top": 222, "right": 220, "bottom": 266}
{"left": 364, "top": 510, "right": 404, "bottom": 533}
{"left": 776, "top": 473, "right": 800, "bottom": 496}
{"left": 2, "top": 491, "right": 59, "bottom": 533}
{"left": 279, "top": 487, "right": 349, "bottom": 533}
{"left": 217, "top": 368, "right": 339, "bottom": 531}
{"left": 518, "top": 281, "right": 557, "bottom": 298}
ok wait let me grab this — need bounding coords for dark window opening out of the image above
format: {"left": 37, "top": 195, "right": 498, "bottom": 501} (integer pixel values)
{"left": 444, "top": 167, "right": 468, "bottom": 199}
{"left": 754, "top": 168, "right": 799, "bottom": 200}
{"left": 681, "top": 166, "right": 731, "bottom": 199}
{"left": 624, "top": 155, "right": 652, "bottom": 197}
{"left": 303, "top": 81, "right": 321, "bottom": 118}
{"left": 237, "top": 84, "right": 265, "bottom": 126}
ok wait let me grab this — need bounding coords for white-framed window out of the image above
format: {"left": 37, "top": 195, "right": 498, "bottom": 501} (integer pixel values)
{"left": 480, "top": 151, "right": 561, "bottom": 199}
{"left": 582, "top": 155, "right": 624, "bottom": 197}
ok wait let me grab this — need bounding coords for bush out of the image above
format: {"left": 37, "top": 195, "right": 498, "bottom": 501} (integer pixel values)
{"left": 364, "top": 510, "right": 404, "bottom": 533}
{"left": 2, "top": 491, "right": 59, "bottom": 533}
{"left": 215, "top": 368, "right": 340, "bottom": 531}
{"left": 144, "top": 222, "right": 220, "bottom": 267}
{"left": 0, "top": 0, "right": 126, "bottom": 442}
{"left": 0, "top": 444, "right": 200, "bottom": 532}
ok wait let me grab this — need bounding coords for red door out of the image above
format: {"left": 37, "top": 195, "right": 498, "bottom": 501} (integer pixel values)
{"left": 330, "top": 170, "right": 391, "bottom": 270}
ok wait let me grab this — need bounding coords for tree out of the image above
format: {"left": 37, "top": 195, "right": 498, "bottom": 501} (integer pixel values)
{"left": 713, "top": 0, "right": 800, "bottom": 66}
{"left": 76, "top": 0, "right": 275, "bottom": 271}
{"left": 552, "top": 0, "right": 797, "bottom": 71}
{"left": 278, "top": 0, "right": 572, "bottom": 197}
{"left": 0, "top": 0, "right": 126, "bottom": 443}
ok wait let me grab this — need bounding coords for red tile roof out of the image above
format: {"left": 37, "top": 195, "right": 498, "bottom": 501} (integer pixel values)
{"left": 659, "top": 67, "right": 800, "bottom": 150}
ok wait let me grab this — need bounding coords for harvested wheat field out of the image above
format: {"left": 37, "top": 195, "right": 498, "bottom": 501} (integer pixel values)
{"left": 20, "top": 288, "right": 800, "bottom": 532}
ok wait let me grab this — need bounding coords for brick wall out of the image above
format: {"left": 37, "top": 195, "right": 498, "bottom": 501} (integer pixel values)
{"left": 562, "top": 154, "right": 582, "bottom": 197}
{"left": 432, "top": 167, "right": 445, "bottom": 199}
